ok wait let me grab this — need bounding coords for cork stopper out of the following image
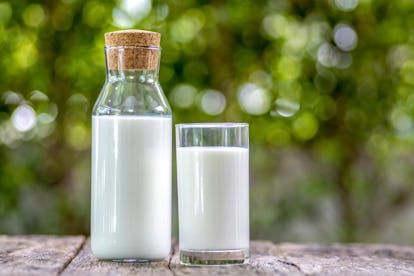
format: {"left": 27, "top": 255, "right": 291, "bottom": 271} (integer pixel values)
{"left": 104, "top": 30, "right": 161, "bottom": 70}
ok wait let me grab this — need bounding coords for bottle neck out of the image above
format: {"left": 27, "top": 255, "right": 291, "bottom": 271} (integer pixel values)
{"left": 106, "top": 69, "right": 159, "bottom": 82}
{"left": 104, "top": 45, "right": 160, "bottom": 82}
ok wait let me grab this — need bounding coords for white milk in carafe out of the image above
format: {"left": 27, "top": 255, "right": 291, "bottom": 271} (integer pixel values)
{"left": 91, "top": 115, "right": 171, "bottom": 260}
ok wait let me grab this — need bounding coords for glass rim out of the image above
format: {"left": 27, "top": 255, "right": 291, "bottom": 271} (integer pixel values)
{"left": 175, "top": 122, "right": 248, "bottom": 129}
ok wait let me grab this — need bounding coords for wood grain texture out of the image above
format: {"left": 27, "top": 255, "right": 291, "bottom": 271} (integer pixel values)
{"left": 0, "top": 235, "right": 84, "bottom": 276}
{"left": 62, "top": 239, "right": 173, "bottom": 276}
{"left": 276, "top": 243, "right": 414, "bottom": 275}
{"left": 1, "top": 236, "right": 414, "bottom": 275}
{"left": 169, "top": 241, "right": 303, "bottom": 275}
{"left": 170, "top": 241, "right": 414, "bottom": 275}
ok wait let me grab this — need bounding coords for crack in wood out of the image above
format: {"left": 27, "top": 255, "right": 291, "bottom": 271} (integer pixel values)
{"left": 277, "top": 259, "right": 306, "bottom": 275}
{"left": 57, "top": 236, "right": 87, "bottom": 275}
{"left": 167, "top": 245, "right": 176, "bottom": 276}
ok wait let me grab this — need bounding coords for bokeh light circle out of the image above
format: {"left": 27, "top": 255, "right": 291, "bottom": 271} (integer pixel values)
{"left": 238, "top": 83, "right": 272, "bottom": 115}
{"left": 12, "top": 105, "right": 36, "bottom": 132}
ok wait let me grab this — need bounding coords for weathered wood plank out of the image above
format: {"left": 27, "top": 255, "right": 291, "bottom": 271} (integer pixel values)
{"left": 2, "top": 236, "right": 414, "bottom": 275}
{"left": 61, "top": 239, "right": 173, "bottom": 276}
{"left": 0, "top": 235, "right": 85, "bottom": 276}
{"left": 170, "top": 241, "right": 414, "bottom": 275}
{"left": 169, "top": 241, "right": 304, "bottom": 275}
{"left": 276, "top": 243, "right": 414, "bottom": 275}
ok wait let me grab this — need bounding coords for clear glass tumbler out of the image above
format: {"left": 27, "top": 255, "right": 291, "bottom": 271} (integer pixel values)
{"left": 176, "top": 123, "right": 249, "bottom": 265}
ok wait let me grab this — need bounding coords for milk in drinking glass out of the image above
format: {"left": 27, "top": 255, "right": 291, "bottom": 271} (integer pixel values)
{"left": 176, "top": 123, "right": 249, "bottom": 265}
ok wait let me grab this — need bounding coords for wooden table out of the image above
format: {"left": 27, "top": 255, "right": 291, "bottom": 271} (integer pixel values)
{"left": 1, "top": 236, "right": 414, "bottom": 275}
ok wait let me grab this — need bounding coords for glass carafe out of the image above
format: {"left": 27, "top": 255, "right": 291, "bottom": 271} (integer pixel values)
{"left": 91, "top": 30, "right": 172, "bottom": 261}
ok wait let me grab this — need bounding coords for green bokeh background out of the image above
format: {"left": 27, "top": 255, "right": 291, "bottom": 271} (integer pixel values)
{"left": 1, "top": 0, "right": 414, "bottom": 243}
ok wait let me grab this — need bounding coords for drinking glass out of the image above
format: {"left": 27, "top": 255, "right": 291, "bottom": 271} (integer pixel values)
{"left": 176, "top": 123, "right": 249, "bottom": 265}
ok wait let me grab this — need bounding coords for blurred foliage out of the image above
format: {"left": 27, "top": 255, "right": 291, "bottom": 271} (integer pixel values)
{"left": 1, "top": 0, "right": 414, "bottom": 243}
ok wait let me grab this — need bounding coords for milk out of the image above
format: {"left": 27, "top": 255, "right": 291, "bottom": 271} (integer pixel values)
{"left": 91, "top": 115, "right": 171, "bottom": 260}
{"left": 177, "top": 146, "right": 249, "bottom": 250}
